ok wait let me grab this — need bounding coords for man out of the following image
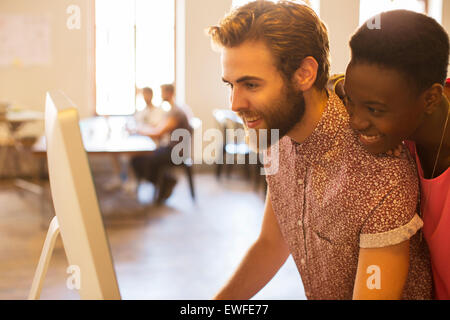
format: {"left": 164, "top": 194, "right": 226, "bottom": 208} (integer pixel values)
{"left": 117, "top": 86, "right": 166, "bottom": 194}
{"left": 130, "top": 84, "right": 192, "bottom": 203}
{"left": 105, "top": 87, "right": 161, "bottom": 193}
{"left": 209, "top": 1, "right": 432, "bottom": 299}
{"left": 135, "top": 87, "right": 165, "bottom": 127}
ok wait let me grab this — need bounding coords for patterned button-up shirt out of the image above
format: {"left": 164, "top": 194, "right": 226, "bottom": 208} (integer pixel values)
{"left": 265, "top": 92, "right": 433, "bottom": 299}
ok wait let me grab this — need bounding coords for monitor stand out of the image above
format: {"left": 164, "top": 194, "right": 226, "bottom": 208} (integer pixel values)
{"left": 28, "top": 216, "right": 62, "bottom": 300}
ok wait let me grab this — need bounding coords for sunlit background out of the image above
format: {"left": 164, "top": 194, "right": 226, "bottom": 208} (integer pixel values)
{"left": 95, "top": 0, "right": 175, "bottom": 115}
{"left": 0, "top": 0, "right": 448, "bottom": 301}
{"left": 95, "top": 0, "right": 440, "bottom": 116}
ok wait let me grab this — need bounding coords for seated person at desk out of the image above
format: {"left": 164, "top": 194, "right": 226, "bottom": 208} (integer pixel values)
{"left": 134, "top": 87, "right": 165, "bottom": 127}
{"left": 130, "top": 84, "right": 192, "bottom": 203}
{"left": 105, "top": 87, "right": 163, "bottom": 192}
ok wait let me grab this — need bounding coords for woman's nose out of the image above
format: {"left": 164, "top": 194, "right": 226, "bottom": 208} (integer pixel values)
{"left": 349, "top": 108, "right": 370, "bottom": 131}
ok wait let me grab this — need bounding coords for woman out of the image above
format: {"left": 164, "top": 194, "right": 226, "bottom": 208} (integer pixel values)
{"left": 332, "top": 10, "right": 449, "bottom": 299}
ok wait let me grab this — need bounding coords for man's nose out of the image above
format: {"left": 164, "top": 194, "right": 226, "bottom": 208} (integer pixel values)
{"left": 230, "top": 88, "right": 248, "bottom": 113}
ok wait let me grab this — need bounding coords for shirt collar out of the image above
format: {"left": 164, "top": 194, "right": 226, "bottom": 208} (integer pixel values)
{"left": 289, "top": 92, "right": 348, "bottom": 166}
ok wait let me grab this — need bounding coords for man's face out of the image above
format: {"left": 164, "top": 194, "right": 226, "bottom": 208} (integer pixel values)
{"left": 161, "top": 88, "right": 172, "bottom": 102}
{"left": 344, "top": 61, "right": 427, "bottom": 154}
{"left": 221, "top": 40, "right": 305, "bottom": 149}
{"left": 143, "top": 91, "right": 153, "bottom": 106}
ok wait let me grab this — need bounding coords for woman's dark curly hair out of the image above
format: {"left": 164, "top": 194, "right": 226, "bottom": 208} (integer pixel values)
{"left": 350, "top": 10, "right": 449, "bottom": 94}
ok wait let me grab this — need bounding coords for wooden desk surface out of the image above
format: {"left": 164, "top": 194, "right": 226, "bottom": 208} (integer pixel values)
{"left": 5, "top": 110, "right": 44, "bottom": 122}
{"left": 32, "top": 115, "right": 157, "bottom": 156}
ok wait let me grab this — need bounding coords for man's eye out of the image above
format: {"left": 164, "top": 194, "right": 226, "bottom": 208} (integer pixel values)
{"left": 245, "top": 82, "right": 258, "bottom": 89}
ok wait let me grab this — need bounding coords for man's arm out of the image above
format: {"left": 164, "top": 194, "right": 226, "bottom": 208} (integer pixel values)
{"left": 353, "top": 240, "right": 410, "bottom": 300}
{"left": 138, "top": 116, "right": 178, "bottom": 140}
{"left": 213, "top": 188, "right": 291, "bottom": 300}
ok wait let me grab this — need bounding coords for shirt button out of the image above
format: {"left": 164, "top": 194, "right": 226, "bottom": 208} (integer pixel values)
{"left": 297, "top": 178, "right": 304, "bottom": 186}
{"left": 297, "top": 220, "right": 302, "bottom": 227}
{"left": 300, "top": 258, "right": 306, "bottom": 265}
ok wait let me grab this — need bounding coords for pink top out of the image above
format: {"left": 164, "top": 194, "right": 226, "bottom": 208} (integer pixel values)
{"left": 405, "top": 141, "right": 450, "bottom": 300}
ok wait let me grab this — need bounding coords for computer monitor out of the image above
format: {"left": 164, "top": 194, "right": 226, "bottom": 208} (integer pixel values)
{"left": 33, "top": 91, "right": 121, "bottom": 299}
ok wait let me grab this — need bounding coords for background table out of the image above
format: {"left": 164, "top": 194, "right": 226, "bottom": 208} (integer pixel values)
{"left": 31, "top": 115, "right": 157, "bottom": 227}
{"left": 32, "top": 115, "right": 157, "bottom": 156}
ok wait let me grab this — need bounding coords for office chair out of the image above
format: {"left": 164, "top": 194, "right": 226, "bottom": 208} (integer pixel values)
{"left": 153, "top": 117, "right": 201, "bottom": 203}
{"left": 212, "top": 109, "right": 253, "bottom": 180}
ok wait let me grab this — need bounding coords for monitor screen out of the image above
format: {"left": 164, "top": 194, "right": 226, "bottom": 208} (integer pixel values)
{"left": 44, "top": 90, "right": 121, "bottom": 299}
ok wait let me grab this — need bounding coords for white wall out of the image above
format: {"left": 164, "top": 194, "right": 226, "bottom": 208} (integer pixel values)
{"left": 443, "top": 0, "right": 450, "bottom": 77}
{"left": 181, "top": 0, "right": 232, "bottom": 132}
{"left": 443, "top": 0, "right": 450, "bottom": 30}
{"left": 320, "top": 0, "right": 450, "bottom": 77}
{"left": 320, "top": 0, "right": 360, "bottom": 75}
{"left": 0, "top": 0, "right": 95, "bottom": 119}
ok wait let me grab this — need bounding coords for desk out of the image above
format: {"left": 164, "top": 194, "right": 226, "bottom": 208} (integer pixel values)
{"left": 32, "top": 115, "right": 157, "bottom": 156}
{"left": 5, "top": 110, "right": 44, "bottom": 126}
{"left": 31, "top": 115, "right": 157, "bottom": 227}
{"left": 0, "top": 110, "right": 44, "bottom": 177}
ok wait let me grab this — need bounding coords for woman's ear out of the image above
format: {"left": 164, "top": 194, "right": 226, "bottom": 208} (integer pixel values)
{"left": 292, "top": 56, "right": 319, "bottom": 91}
{"left": 423, "top": 84, "right": 444, "bottom": 115}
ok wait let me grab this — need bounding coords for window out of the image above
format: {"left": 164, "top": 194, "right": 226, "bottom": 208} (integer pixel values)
{"left": 359, "top": 0, "right": 427, "bottom": 25}
{"left": 95, "top": 0, "right": 175, "bottom": 115}
{"left": 232, "top": 0, "right": 320, "bottom": 16}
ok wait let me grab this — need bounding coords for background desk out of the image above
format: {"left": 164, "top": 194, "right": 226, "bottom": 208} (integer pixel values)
{"left": 0, "top": 110, "right": 44, "bottom": 178}
{"left": 31, "top": 115, "right": 157, "bottom": 227}
{"left": 32, "top": 115, "right": 157, "bottom": 156}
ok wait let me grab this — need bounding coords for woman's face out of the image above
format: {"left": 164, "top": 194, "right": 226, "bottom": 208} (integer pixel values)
{"left": 344, "top": 61, "right": 428, "bottom": 155}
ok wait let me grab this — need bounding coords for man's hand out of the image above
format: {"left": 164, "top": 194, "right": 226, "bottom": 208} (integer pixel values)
{"left": 137, "top": 126, "right": 160, "bottom": 140}
{"left": 213, "top": 189, "right": 290, "bottom": 300}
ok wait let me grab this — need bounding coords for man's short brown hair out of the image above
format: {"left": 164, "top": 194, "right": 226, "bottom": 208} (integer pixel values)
{"left": 208, "top": 0, "right": 330, "bottom": 90}
{"left": 142, "top": 87, "right": 153, "bottom": 95}
{"left": 161, "top": 84, "right": 175, "bottom": 95}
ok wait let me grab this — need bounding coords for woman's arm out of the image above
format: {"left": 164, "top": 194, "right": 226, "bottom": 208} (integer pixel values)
{"left": 353, "top": 240, "right": 410, "bottom": 300}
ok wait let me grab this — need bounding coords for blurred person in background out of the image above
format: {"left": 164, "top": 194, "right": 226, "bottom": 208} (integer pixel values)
{"left": 130, "top": 84, "right": 192, "bottom": 203}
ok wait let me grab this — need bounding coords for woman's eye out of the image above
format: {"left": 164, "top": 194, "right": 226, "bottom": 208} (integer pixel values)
{"left": 367, "top": 106, "right": 382, "bottom": 114}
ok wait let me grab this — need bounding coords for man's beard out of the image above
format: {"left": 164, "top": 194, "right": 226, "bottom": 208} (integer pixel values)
{"left": 241, "top": 82, "right": 306, "bottom": 152}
